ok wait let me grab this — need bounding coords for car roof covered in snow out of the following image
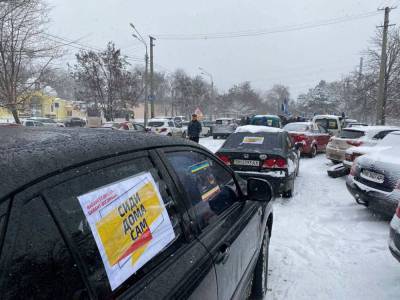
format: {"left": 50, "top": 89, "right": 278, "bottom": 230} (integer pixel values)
{"left": 235, "top": 125, "right": 284, "bottom": 134}
{"left": 343, "top": 125, "right": 400, "bottom": 135}
{"left": 0, "top": 127, "right": 195, "bottom": 202}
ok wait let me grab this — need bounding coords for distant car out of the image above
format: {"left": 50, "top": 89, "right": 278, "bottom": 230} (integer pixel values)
{"left": 22, "top": 120, "right": 44, "bottom": 127}
{"left": 147, "top": 118, "right": 184, "bottom": 137}
{"left": 325, "top": 126, "right": 399, "bottom": 164}
{"left": 312, "top": 115, "right": 343, "bottom": 136}
{"left": 343, "top": 131, "right": 400, "bottom": 170}
{"left": 0, "top": 127, "right": 274, "bottom": 299}
{"left": 213, "top": 118, "right": 237, "bottom": 139}
{"left": 250, "top": 115, "right": 282, "bottom": 128}
{"left": 63, "top": 117, "right": 86, "bottom": 127}
{"left": 346, "top": 132, "right": 400, "bottom": 218}
{"left": 101, "top": 121, "right": 146, "bottom": 132}
{"left": 216, "top": 125, "right": 300, "bottom": 197}
{"left": 283, "top": 122, "right": 330, "bottom": 157}
{"left": 389, "top": 202, "right": 400, "bottom": 263}
{"left": 26, "top": 117, "right": 65, "bottom": 127}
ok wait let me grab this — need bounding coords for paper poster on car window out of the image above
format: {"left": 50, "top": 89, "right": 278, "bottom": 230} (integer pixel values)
{"left": 77, "top": 172, "right": 175, "bottom": 291}
{"left": 242, "top": 136, "right": 264, "bottom": 144}
{"left": 189, "top": 160, "right": 220, "bottom": 202}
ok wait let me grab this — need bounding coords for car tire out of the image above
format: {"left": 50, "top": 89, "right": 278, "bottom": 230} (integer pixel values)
{"left": 282, "top": 180, "right": 294, "bottom": 198}
{"left": 213, "top": 135, "right": 218, "bottom": 139}
{"left": 167, "top": 133, "right": 172, "bottom": 137}
{"left": 309, "top": 145, "right": 317, "bottom": 158}
{"left": 251, "top": 228, "right": 270, "bottom": 299}
{"left": 182, "top": 131, "right": 187, "bottom": 138}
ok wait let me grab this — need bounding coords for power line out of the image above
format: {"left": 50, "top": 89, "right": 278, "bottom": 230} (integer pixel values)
{"left": 154, "top": 11, "right": 381, "bottom": 40}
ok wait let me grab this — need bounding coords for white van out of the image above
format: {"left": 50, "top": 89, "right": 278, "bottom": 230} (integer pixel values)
{"left": 312, "top": 115, "right": 342, "bottom": 136}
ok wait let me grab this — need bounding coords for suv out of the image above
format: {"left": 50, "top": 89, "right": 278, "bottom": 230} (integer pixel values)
{"left": 0, "top": 128, "right": 274, "bottom": 299}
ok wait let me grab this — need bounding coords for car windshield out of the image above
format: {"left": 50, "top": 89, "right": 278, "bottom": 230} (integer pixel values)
{"left": 223, "top": 132, "right": 281, "bottom": 151}
{"left": 216, "top": 119, "right": 231, "bottom": 125}
{"left": 148, "top": 121, "right": 165, "bottom": 127}
{"left": 340, "top": 129, "right": 365, "bottom": 139}
{"left": 283, "top": 123, "right": 309, "bottom": 132}
{"left": 251, "top": 116, "right": 280, "bottom": 128}
{"left": 315, "top": 118, "right": 338, "bottom": 130}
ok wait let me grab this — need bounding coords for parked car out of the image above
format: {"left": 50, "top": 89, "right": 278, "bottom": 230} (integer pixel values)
{"left": 147, "top": 118, "right": 184, "bottom": 137}
{"left": 213, "top": 118, "right": 237, "bottom": 139}
{"left": 326, "top": 126, "right": 399, "bottom": 164}
{"left": 0, "top": 127, "right": 274, "bottom": 299}
{"left": 216, "top": 125, "right": 300, "bottom": 197}
{"left": 26, "top": 117, "right": 65, "bottom": 127}
{"left": 346, "top": 132, "right": 400, "bottom": 218}
{"left": 101, "top": 121, "right": 146, "bottom": 132}
{"left": 63, "top": 117, "right": 86, "bottom": 127}
{"left": 312, "top": 115, "right": 343, "bottom": 136}
{"left": 389, "top": 202, "right": 400, "bottom": 263}
{"left": 283, "top": 122, "right": 330, "bottom": 157}
{"left": 343, "top": 131, "right": 400, "bottom": 170}
{"left": 22, "top": 120, "right": 44, "bottom": 127}
{"left": 250, "top": 115, "right": 282, "bottom": 128}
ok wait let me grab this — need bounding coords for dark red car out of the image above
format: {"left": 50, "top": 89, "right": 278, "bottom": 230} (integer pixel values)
{"left": 283, "top": 122, "right": 330, "bottom": 157}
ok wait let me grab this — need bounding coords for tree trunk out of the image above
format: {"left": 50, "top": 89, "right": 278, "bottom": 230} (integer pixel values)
{"left": 11, "top": 107, "right": 21, "bottom": 124}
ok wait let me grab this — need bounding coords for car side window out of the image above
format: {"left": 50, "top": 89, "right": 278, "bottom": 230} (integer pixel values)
{"left": 166, "top": 151, "right": 239, "bottom": 230}
{"left": 42, "top": 155, "right": 183, "bottom": 297}
{"left": 0, "top": 197, "right": 88, "bottom": 299}
{"left": 373, "top": 130, "right": 393, "bottom": 140}
{"left": 318, "top": 124, "right": 327, "bottom": 133}
{"left": 168, "top": 121, "right": 175, "bottom": 127}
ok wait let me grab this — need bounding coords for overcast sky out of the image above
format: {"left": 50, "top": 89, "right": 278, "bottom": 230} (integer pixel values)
{"left": 47, "top": 0, "right": 400, "bottom": 98}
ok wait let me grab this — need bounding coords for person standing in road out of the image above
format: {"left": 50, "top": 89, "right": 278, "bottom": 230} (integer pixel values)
{"left": 188, "top": 114, "right": 202, "bottom": 143}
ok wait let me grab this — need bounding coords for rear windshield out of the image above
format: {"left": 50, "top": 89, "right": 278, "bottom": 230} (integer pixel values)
{"left": 340, "top": 129, "right": 365, "bottom": 139}
{"left": 251, "top": 116, "right": 280, "bottom": 128}
{"left": 148, "top": 121, "right": 165, "bottom": 127}
{"left": 283, "top": 123, "right": 309, "bottom": 132}
{"left": 223, "top": 132, "right": 282, "bottom": 150}
{"left": 315, "top": 118, "right": 338, "bottom": 130}
{"left": 216, "top": 119, "right": 232, "bottom": 125}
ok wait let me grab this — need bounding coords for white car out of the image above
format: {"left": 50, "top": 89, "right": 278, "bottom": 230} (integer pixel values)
{"left": 26, "top": 117, "right": 65, "bottom": 127}
{"left": 312, "top": 115, "right": 343, "bottom": 136}
{"left": 22, "top": 120, "right": 44, "bottom": 127}
{"left": 147, "top": 118, "right": 184, "bottom": 137}
{"left": 343, "top": 130, "right": 400, "bottom": 170}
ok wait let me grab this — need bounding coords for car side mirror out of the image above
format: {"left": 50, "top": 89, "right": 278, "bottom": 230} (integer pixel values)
{"left": 247, "top": 178, "right": 274, "bottom": 202}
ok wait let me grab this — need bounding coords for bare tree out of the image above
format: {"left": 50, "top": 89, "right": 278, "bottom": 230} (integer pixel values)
{"left": 0, "top": 0, "right": 58, "bottom": 123}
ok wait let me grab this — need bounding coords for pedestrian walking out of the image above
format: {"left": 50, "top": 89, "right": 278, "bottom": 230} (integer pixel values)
{"left": 188, "top": 114, "right": 202, "bottom": 143}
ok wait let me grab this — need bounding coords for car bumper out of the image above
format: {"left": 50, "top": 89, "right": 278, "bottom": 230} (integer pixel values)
{"left": 326, "top": 146, "right": 345, "bottom": 161}
{"left": 346, "top": 175, "right": 398, "bottom": 218}
{"left": 236, "top": 170, "right": 293, "bottom": 195}
{"left": 389, "top": 215, "right": 400, "bottom": 263}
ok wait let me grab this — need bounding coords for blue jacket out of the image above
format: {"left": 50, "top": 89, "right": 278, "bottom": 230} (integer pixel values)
{"left": 188, "top": 120, "right": 202, "bottom": 137}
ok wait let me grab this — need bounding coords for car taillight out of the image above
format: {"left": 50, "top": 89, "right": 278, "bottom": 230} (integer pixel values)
{"left": 160, "top": 128, "right": 167, "bottom": 132}
{"left": 217, "top": 154, "right": 231, "bottom": 165}
{"left": 294, "top": 134, "right": 306, "bottom": 142}
{"left": 262, "top": 158, "right": 287, "bottom": 169}
{"left": 347, "top": 140, "right": 363, "bottom": 147}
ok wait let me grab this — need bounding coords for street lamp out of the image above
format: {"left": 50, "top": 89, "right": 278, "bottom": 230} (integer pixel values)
{"left": 130, "top": 23, "right": 149, "bottom": 127}
{"left": 199, "top": 67, "right": 215, "bottom": 119}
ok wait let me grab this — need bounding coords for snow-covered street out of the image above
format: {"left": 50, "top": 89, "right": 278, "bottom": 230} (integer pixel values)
{"left": 200, "top": 137, "right": 400, "bottom": 300}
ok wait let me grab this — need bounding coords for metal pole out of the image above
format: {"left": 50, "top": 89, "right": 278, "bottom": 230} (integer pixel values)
{"left": 149, "top": 36, "right": 156, "bottom": 118}
{"left": 144, "top": 49, "right": 149, "bottom": 127}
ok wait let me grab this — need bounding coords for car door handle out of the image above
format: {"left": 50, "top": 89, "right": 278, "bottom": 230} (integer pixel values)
{"left": 215, "top": 242, "right": 231, "bottom": 265}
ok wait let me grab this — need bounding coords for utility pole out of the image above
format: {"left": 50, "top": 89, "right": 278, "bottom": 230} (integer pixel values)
{"left": 149, "top": 36, "right": 156, "bottom": 118}
{"left": 376, "top": 7, "right": 394, "bottom": 125}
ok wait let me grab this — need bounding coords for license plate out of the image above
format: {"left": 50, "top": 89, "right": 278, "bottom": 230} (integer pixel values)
{"left": 361, "top": 169, "right": 385, "bottom": 183}
{"left": 233, "top": 159, "right": 260, "bottom": 166}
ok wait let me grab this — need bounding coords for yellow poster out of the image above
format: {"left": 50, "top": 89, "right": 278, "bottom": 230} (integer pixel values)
{"left": 78, "top": 172, "right": 175, "bottom": 291}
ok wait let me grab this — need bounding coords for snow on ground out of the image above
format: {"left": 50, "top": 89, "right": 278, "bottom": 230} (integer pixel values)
{"left": 200, "top": 137, "right": 400, "bottom": 300}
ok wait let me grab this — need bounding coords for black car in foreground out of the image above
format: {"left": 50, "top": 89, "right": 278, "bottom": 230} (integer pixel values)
{"left": 346, "top": 133, "right": 400, "bottom": 218}
{"left": 0, "top": 128, "right": 274, "bottom": 300}
{"left": 216, "top": 125, "right": 300, "bottom": 198}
